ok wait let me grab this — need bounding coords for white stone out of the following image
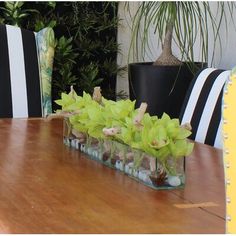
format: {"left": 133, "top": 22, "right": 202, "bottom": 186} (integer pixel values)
{"left": 125, "top": 164, "right": 129, "bottom": 174}
{"left": 92, "top": 150, "right": 98, "bottom": 158}
{"left": 167, "top": 176, "right": 181, "bottom": 187}
{"left": 115, "top": 160, "right": 121, "bottom": 170}
{"left": 128, "top": 162, "right": 134, "bottom": 168}
{"left": 143, "top": 176, "right": 152, "bottom": 185}
{"left": 127, "top": 162, "right": 134, "bottom": 175}
{"left": 128, "top": 168, "right": 133, "bottom": 175}
{"left": 142, "top": 170, "right": 152, "bottom": 184}
{"left": 64, "top": 138, "right": 69, "bottom": 146}
{"left": 87, "top": 148, "right": 93, "bottom": 156}
{"left": 75, "top": 139, "right": 80, "bottom": 149}
{"left": 80, "top": 144, "right": 85, "bottom": 152}
{"left": 138, "top": 170, "right": 144, "bottom": 180}
{"left": 98, "top": 153, "right": 103, "bottom": 161}
{"left": 119, "top": 161, "right": 124, "bottom": 171}
{"left": 66, "top": 139, "right": 70, "bottom": 146}
{"left": 133, "top": 169, "right": 139, "bottom": 178}
{"left": 71, "top": 139, "right": 76, "bottom": 148}
{"left": 138, "top": 170, "right": 151, "bottom": 182}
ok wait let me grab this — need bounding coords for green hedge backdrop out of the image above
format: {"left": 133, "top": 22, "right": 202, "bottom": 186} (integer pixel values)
{"left": 0, "top": 1, "right": 120, "bottom": 110}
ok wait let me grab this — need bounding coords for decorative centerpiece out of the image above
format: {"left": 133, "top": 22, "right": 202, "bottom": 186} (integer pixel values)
{"left": 48, "top": 86, "right": 194, "bottom": 190}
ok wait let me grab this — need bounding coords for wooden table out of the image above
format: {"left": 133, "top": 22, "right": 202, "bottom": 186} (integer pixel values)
{"left": 0, "top": 119, "right": 225, "bottom": 233}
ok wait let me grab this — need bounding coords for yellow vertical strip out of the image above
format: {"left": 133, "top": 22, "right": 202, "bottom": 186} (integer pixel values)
{"left": 223, "top": 68, "right": 236, "bottom": 233}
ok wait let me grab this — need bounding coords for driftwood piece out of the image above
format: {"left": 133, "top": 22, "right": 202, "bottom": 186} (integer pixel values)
{"left": 72, "top": 130, "right": 86, "bottom": 143}
{"left": 72, "top": 129, "right": 86, "bottom": 140}
{"left": 46, "top": 86, "right": 80, "bottom": 121}
{"left": 133, "top": 102, "right": 148, "bottom": 127}
{"left": 93, "top": 86, "right": 102, "bottom": 103}
{"left": 149, "top": 157, "right": 156, "bottom": 172}
{"left": 102, "top": 127, "right": 120, "bottom": 137}
{"left": 70, "top": 85, "right": 76, "bottom": 100}
{"left": 181, "top": 122, "right": 192, "bottom": 131}
{"left": 46, "top": 110, "right": 80, "bottom": 121}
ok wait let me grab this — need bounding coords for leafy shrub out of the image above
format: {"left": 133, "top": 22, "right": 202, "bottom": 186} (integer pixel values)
{"left": 0, "top": 1, "right": 120, "bottom": 110}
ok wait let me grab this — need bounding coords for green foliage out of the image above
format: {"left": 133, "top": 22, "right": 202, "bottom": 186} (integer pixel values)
{"left": 0, "top": 2, "right": 38, "bottom": 26}
{"left": 127, "top": 2, "right": 236, "bottom": 65}
{"left": 0, "top": 2, "right": 120, "bottom": 109}
{"left": 56, "top": 91, "right": 194, "bottom": 165}
{"left": 78, "top": 63, "right": 104, "bottom": 95}
{"left": 34, "top": 19, "right": 57, "bottom": 32}
{"left": 139, "top": 113, "right": 193, "bottom": 160}
{"left": 55, "top": 92, "right": 77, "bottom": 112}
{"left": 102, "top": 98, "right": 135, "bottom": 127}
{"left": 53, "top": 36, "right": 79, "bottom": 95}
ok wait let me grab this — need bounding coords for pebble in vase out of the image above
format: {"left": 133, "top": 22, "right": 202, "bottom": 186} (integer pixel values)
{"left": 167, "top": 176, "right": 181, "bottom": 187}
{"left": 69, "top": 138, "right": 74, "bottom": 147}
{"left": 138, "top": 168, "right": 147, "bottom": 180}
{"left": 87, "top": 147, "right": 93, "bottom": 156}
{"left": 133, "top": 169, "right": 139, "bottom": 178}
{"left": 138, "top": 170, "right": 151, "bottom": 183}
{"left": 98, "top": 152, "right": 103, "bottom": 161}
{"left": 92, "top": 150, "right": 99, "bottom": 159}
{"left": 75, "top": 139, "right": 80, "bottom": 149}
{"left": 80, "top": 144, "right": 86, "bottom": 152}
{"left": 119, "top": 161, "right": 124, "bottom": 171}
{"left": 71, "top": 139, "right": 76, "bottom": 149}
{"left": 138, "top": 170, "right": 144, "bottom": 180}
{"left": 142, "top": 170, "right": 152, "bottom": 184}
{"left": 128, "top": 162, "right": 134, "bottom": 175}
{"left": 115, "top": 160, "right": 121, "bottom": 170}
{"left": 127, "top": 162, "right": 134, "bottom": 175}
{"left": 125, "top": 164, "right": 129, "bottom": 174}
{"left": 64, "top": 137, "right": 70, "bottom": 146}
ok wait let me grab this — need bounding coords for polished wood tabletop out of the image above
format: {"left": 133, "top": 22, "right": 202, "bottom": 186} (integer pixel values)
{"left": 0, "top": 118, "right": 225, "bottom": 233}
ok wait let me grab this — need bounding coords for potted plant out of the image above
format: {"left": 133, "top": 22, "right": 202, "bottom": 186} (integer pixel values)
{"left": 127, "top": 2, "right": 235, "bottom": 118}
{"left": 50, "top": 87, "right": 194, "bottom": 190}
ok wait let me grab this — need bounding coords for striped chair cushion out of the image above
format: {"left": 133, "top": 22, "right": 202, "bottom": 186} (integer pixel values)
{"left": 0, "top": 24, "right": 54, "bottom": 118}
{"left": 179, "top": 68, "right": 230, "bottom": 149}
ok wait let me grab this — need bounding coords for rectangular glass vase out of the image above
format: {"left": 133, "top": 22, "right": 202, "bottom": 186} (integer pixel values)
{"left": 63, "top": 119, "right": 185, "bottom": 190}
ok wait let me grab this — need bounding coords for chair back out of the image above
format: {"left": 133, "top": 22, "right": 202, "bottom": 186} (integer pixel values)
{"left": 0, "top": 24, "right": 54, "bottom": 118}
{"left": 179, "top": 68, "right": 230, "bottom": 148}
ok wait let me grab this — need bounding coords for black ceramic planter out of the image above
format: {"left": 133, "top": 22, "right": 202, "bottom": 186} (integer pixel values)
{"left": 128, "top": 62, "right": 206, "bottom": 118}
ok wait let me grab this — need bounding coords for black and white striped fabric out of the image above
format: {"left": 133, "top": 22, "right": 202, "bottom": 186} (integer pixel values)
{"left": 0, "top": 24, "right": 42, "bottom": 118}
{"left": 179, "top": 68, "right": 230, "bottom": 149}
